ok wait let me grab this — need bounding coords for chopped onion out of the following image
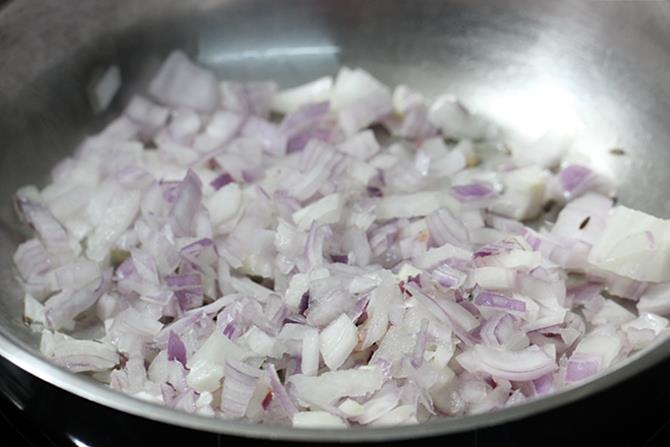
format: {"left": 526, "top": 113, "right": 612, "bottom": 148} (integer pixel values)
{"left": 292, "top": 411, "right": 347, "bottom": 428}
{"left": 289, "top": 366, "right": 385, "bottom": 406}
{"left": 332, "top": 68, "right": 392, "bottom": 135}
{"left": 428, "top": 95, "right": 492, "bottom": 140}
{"left": 589, "top": 206, "right": 670, "bottom": 282}
{"left": 471, "top": 345, "right": 557, "bottom": 381}
{"left": 320, "top": 313, "right": 357, "bottom": 370}
{"left": 272, "top": 77, "right": 334, "bottom": 115}
{"left": 89, "top": 65, "right": 121, "bottom": 113}
{"left": 149, "top": 50, "right": 220, "bottom": 112}
{"left": 220, "top": 359, "right": 261, "bottom": 418}
{"left": 13, "top": 53, "right": 670, "bottom": 428}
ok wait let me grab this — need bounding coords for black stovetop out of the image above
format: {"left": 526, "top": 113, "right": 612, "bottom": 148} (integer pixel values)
{"left": 1, "top": 353, "right": 669, "bottom": 447}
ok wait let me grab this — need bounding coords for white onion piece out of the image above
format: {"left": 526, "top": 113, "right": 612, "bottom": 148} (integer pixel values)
{"left": 86, "top": 190, "right": 140, "bottom": 262}
{"left": 125, "top": 96, "right": 169, "bottom": 141}
{"left": 24, "top": 293, "right": 45, "bottom": 325}
{"left": 220, "top": 359, "right": 261, "bottom": 418}
{"left": 338, "top": 130, "right": 380, "bottom": 160}
{"left": 168, "top": 108, "right": 201, "bottom": 141}
{"left": 301, "top": 328, "right": 320, "bottom": 376}
{"left": 370, "top": 405, "right": 417, "bottom": 426}
{"left": 292, "top": 411, "right": 347, "bottom": 428}
{"left": 186, "top": 330, "right": 249, "bottom": 392}
{"left": 332, "top": 67, "right": 393, "bottom": 135}
{"left": 428, "top": 95, "right": 491, "bottom": 140}
{"left": 271, "top": 76, "right": 334, "bottom": 114}
{"left": 488, "top": 166, "right": 548, "bottom": 220}
{"left": 514, "top": 129, "right": 571, "bottom": 170}
{"left": 289, "top": 367, "right": 384, "bottom": 406}
{"left": 638, "top": 282, "right": 670, "bottom": 315}
{"left": 194, "top": 110, "right": 244, "bottom": 153}
{"left": 206, "top": 183, "right": 241, "bottom": 226}
{"left": 41, "top": 330, "right": 119, "bottom": 373}
{"left": 320, "top": 313, "right": 358, "bottom": 370}
{"left": 292, "top": 193, "right": 343, "bottom": 231}
{"left": 472, "top": 345, "right": 557, "bottom": 381}
{"left": 551, "top": 192, "right": 612, "bottom": 245}
{"left": 149, "top": 50, "right": 220, "bottom": 112}
{"left": 589, "top": 206, "right": 670, "bottom": 282}
{"left": 359, "top": 271, "right": 397, "bottom": 348}
{"left": 571, "top": 327, "right": 627, "bottom": 370}
{"left": 375, "top": 192, "right": 443, "bottom": 220}
{"left": 90, "top": 65, "right": 121, "bottom": 113}
{"left": 590, "top": 300, "right": 635, "bottom": 326}
{"left": 466, "top": 267, "right": 515, "bottom": 290}
{"left": 622, "top": 313, "right": 670, "bottom": 349}
{"left": 44, "top": 279, "right": 105, "bottom": 331}
{"left": 339, "top": 398, "right": 366, "bottom": 418}
{"left": 413, "top": 243, "right": 471, "bottom": 270}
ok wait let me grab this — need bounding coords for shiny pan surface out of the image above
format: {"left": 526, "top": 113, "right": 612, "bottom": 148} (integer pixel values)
{"left": 1, "top": 0, "right": 670, "bottom": 441}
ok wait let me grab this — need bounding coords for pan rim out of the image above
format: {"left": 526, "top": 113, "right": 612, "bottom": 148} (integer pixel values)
{"left": 1, "top": 325, "right": 668, "bottom": 441}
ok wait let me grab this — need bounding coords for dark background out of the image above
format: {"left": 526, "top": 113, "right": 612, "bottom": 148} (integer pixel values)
{"left": 0, "top": 354, "right": 669, "bottom": 447}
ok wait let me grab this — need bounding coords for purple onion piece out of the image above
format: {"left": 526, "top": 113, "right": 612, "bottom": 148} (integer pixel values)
{"left": 210, "top": 173, "right": 234, "bottom": 190}
{"left": 167, "top": 331, "right": 187, "bottom": 365}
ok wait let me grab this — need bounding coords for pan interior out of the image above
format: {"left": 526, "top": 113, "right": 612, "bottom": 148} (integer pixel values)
{"left": 1, "top": 0, "right": 670, "bottom": 441}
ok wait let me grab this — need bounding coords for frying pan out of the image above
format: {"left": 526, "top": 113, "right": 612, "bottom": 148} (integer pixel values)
{"left": 1, "top": 0, "right": 670, "bottom": 442}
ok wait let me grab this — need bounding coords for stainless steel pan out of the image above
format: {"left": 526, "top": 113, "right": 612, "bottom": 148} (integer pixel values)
{"left": 2, "top": 0, "right": 670, "bottom": 441}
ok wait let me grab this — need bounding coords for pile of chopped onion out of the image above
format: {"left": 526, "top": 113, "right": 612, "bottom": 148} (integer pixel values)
{"left": 14, "top": 50, "right": 670, "bottom": 428}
